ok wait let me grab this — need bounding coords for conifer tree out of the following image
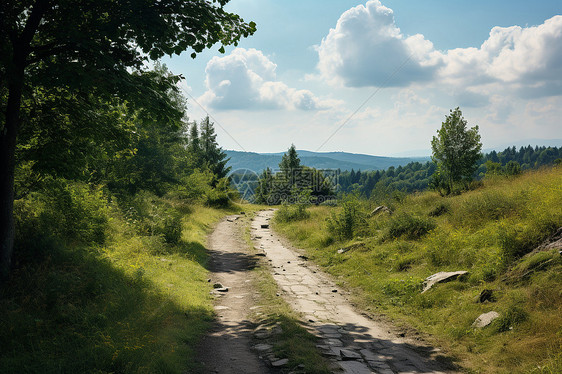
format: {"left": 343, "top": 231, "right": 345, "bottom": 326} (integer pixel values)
{"left": 199, "top": 116, "right": 231, "bottom": 180}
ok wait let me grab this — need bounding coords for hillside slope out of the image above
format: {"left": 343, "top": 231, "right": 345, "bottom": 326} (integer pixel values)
{"left": 273, "top": 166, "right": 562, "bottom": 373}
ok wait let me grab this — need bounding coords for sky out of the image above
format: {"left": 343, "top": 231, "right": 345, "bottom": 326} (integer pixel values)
{"left": 162, "top": 0, "right": 562, "bottom": 157}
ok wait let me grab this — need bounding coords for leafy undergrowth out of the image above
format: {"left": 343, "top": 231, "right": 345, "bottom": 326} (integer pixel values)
{"left": 273, "top": 166, "right": 562, "bottom": 373}
{"left": 0, "top": 186, "right": 234, "bottom": 373}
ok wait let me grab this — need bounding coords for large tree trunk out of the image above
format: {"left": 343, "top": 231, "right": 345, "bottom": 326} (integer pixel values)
{"left": 0, "top": 72, "right": 23, "bottom": 280}
{"left": 0, "top": 0, "right": 49, "bottom": 280}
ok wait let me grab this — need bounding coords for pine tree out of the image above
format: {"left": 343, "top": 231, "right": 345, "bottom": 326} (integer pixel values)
{"left": 199, "top": 116, "right": 231, "bottom": 180}
{"left": 187, "top": 122, "right": 201, "bottom": 162}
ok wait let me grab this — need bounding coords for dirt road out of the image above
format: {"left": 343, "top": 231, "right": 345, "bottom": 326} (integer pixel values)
{"left": 251, "top": 210, "right": 455, "bottom": 373}
{"left": 197, "top": 211, "right": 455, "bottom": 373}
{"left": 197, "top": 215, "right": 272, "bottom": 374}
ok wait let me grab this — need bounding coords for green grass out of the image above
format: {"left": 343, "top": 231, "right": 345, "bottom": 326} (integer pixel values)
{"left": 0, "top": 198, "right": 231, "bottom": 373}
{"left": 273, "top": 166, "right": 562, "bottom": 373}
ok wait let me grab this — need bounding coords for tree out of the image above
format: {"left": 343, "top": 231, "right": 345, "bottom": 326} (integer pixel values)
{"left": 0, "top": 0, "right": 256, "bottom": 279}
{"left": 431, "top": 107, "right": 482, "bottom": 194}
{"left": 279, "top": 144, "right": 301, "bottom": 176}
{"left": 199, "top": 116, "right": 231, "bottom": 181}
{"left": 254, "top": 168, "right": 274, "bottom": 204}
{"left": 278, "top": 144, "right": 301, "bottom": 200}
{"left": 187, "top": 121, "right": 202, "bottom": 166}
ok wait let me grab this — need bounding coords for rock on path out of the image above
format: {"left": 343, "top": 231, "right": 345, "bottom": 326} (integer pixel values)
{"left": 251, "top": 210, "right": 456, "bottom": 374}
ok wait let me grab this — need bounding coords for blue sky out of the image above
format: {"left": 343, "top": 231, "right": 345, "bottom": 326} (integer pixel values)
{"left": 163, "top": 0, "right": 562, "bottom": 156}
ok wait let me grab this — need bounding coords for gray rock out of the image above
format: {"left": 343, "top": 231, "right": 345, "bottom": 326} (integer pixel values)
{"left": 370, "top": 205, "right": 391, "bottom": 216}
{"left": 326, "top": 338, "right": 344, "bottom": 346}
{"left": 422, "top": 271, "right": 468, "bottom": 293}
{"left": 338, "top": 361, "right": 374, "bottom": 373}
{"left": 472, "top": 311, "right": 500, "bottom": 328}
{"left": 341, "top": 349, "right": 362, "bottom": 360}
{"left": 254, "top": 343, "right": 272, "bottom": 352}
{"left": 271, "top": 358, "right": 289, "bottom": 367}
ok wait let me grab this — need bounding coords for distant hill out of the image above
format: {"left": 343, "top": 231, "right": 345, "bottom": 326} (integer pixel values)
{"left": 225, "top": 150, "right": 430, "bottom": 173}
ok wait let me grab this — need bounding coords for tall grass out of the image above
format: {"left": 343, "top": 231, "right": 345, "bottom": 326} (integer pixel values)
{"left": 1, "top": 181, "right": 229, "bottom": 373}
{"left": 274, "top": 166, "right": 562, "bottom": 373}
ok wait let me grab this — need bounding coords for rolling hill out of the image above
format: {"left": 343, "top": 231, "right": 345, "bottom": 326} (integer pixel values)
{"left": 225, "top": 150, "right": 430, "bottom": 173}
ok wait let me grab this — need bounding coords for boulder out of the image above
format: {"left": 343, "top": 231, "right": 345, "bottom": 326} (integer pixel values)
{"left": 422, "top": 271, "right": 468, "bottom": 293}
{"left": 472, "top": 311, "right": 500, "bottom": 328}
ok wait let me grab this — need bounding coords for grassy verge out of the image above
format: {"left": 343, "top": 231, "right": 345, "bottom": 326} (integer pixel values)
{"left": 273, "top": 167, "right": 562, "bottom": 373}
{"left": 0, "top": 193, "right": 232, "bottom": 373}
{"left": 239, "top": 210, "right": 331, "bottom": 374}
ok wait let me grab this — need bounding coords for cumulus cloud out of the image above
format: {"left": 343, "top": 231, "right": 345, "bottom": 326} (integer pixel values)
{"left": 316, "top": 0, "right": 442, "bottom": 87}
{"left": 441, "top": 15, "right": 562, "bottom": 98}
{"left": 316, "top": 1, "right": 562, "bottom": 101}
{"left": 200, "top": 48, "right": 333, "bottom": 111}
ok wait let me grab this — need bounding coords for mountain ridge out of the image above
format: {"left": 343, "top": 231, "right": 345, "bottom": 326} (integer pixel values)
{"left": 225, "top": 149, "right": 430, "bottom": 173}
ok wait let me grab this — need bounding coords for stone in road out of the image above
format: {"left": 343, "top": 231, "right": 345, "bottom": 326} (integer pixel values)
{"left": 251, "top": 210, "right": 455, "bottom": 374}
{"left": 197, "top": 215, "right": 272, "bottom": 374}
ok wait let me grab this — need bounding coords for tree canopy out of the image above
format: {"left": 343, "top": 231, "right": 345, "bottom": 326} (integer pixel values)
{"left": 0, "top": 0, "right": 256, "bottom": 278}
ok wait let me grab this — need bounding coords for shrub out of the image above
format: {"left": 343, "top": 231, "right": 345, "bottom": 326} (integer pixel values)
{"left": 121, "top": 191, "right": 183, "bottom": 244}
{"left": 15, "top": 180, "right": 110, "bottom": 244}
{"left": 326, "top": 197, "right": 366, "bottom": 241}
{"left": 385, "top": 213, "right": 436, "bottom": 240}
{"left": 428, "top": 202, "right": 449, "bottom": 217}
{"left": 275, "top": 203, "right": 310, "bottom": 223}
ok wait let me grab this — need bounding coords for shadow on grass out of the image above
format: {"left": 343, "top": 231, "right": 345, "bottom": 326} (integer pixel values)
{"left": 0, "top": 244, "right": 214, "bottom": 373}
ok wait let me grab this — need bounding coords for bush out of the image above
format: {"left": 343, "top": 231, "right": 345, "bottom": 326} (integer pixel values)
{"left": 205, "top": 178, "right": 233, "bottom": 208}
{"left": 275, "top": 203, "right": 310, "bottom": 223}
{"left": 326, "top": 197, "right": 366, "bottom": 241}
{"left": 385, "top": 213, "right": 436, "bottom": 240}
{"left": 121, "top": 191, "right": 183, "bottom": 244}
{"left": 428, "top": 202, "right": 449, "bottom": 217}
{"left": 15, "top": 180, "right": 110, "bottom": 244}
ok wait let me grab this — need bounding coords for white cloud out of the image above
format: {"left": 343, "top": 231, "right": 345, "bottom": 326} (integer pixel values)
{"left": 441, "top": 15, "right": 562, "bottom": 98}
{"left": 200, "top": 48, "right": 333, "bottom": 111}
{"left": 315, "top": 0, "right": 442, "bottom": 87}
{"left": 316, "top": 2, "right": 562, "bottom": 102}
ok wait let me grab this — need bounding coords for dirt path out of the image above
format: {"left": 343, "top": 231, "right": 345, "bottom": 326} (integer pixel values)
{"left": 250, "top": 210, "right": 456, "bottom": 374}
{"left": 198, "top": 211, "right": 456, "bottom": 374}
{"left": 197, "top": 215, "right": 272, "bottom": 374}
